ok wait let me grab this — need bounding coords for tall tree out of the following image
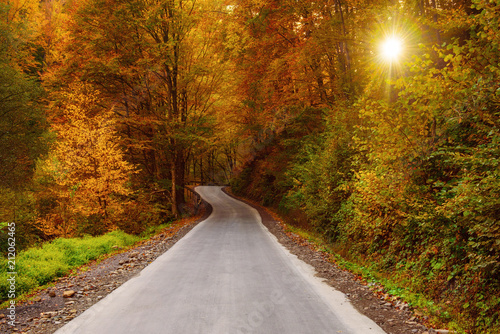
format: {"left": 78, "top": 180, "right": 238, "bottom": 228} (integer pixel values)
{"left": 0, "top": 0, "right": 46, "bottom": 190}
{"left": 35, "top": 83, "right": 136, "bottom": 236}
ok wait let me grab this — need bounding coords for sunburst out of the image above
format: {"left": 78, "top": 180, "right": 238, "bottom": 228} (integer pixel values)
{"left": 381, "top": 37, "right": 403, "bottom": 61}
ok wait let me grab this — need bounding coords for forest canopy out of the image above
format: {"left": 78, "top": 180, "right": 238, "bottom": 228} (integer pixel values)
{"left": 1, "top": 0, "right": 499, "bottom": 332}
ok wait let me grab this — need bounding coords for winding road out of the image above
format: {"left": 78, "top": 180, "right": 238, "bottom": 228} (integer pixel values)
{"left": 55, "top": 186, "right": 386, "bottom": 334}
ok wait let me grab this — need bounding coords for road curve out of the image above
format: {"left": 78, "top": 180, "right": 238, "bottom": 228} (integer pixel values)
{"left": 55, "top": 186, "right": 386, "bottom": 334}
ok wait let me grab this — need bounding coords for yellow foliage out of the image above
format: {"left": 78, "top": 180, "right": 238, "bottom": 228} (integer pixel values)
{"left": 350, "top": 168, "right": 410, "bottom": 241}
{"left": 35, "top": 212, "right": 76, "bottom": 238}
{"left": 35, "top": 83, "right": 136, "bottom": 236}
{"left": 1, "top": 0, "right": 42, "bottom": 70}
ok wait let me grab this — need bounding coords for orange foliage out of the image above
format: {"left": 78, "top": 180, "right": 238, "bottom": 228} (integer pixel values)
{"left": 35, "top": 83, "right": 136, "bottom": 237}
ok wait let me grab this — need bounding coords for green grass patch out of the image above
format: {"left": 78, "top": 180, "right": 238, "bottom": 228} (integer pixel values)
{"left": 139, "top": 223, "right": 171, "bottom": 238}
{"left": 0, "top": 230, "right": 141, "bottom": 301}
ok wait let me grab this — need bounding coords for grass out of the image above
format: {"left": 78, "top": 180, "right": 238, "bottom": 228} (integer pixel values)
{"left": 0, "top": 224, "right": 171, "bottom": 304}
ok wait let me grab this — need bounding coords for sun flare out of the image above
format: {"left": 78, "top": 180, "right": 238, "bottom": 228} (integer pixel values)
{"left": 381, "top": 37, "right": 402, "bottom": 61}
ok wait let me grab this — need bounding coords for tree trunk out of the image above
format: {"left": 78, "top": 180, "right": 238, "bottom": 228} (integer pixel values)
{"left": 171, "top": 147, "right": 186, "bottom": 217}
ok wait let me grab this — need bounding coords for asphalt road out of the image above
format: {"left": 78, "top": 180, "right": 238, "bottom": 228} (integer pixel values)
{"left": 55, "top": 186, "right": 386, "bottom": 334}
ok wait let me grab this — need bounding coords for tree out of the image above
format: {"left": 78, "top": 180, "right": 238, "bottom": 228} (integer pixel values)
{"left": 1, "top": 0, "right": 47, "bottom": 250}
{"left": 0, "top": 0, "right": 46, "bottom": 190}
{"left": 35, "top": 83, "right": 135, "bottom": 236}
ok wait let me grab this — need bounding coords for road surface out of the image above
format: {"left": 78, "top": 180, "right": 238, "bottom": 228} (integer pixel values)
{"left": 55, "top": 186, "right": 386, "bottom": 334}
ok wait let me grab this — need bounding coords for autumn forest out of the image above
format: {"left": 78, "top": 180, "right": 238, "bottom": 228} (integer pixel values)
{"left": 1, "top": 0, "right": 499, "bottom": 332}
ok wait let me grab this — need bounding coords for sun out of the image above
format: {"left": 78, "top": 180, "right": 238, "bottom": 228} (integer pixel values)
{"left": 381, "top": 37, "right": 403, "bottom": 61}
